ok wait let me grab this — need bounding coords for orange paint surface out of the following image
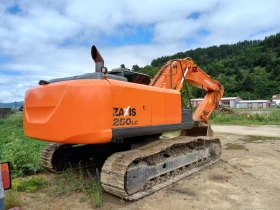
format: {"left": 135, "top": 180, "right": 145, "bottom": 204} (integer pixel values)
{"left": 24, "top": 78, "right": 182, "bottom": 144}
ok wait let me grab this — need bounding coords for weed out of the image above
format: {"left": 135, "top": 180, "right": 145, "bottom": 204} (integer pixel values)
{"left": 85, "top": 180, "right": 104, "bottom": 208}
{"left": 49, "top": 164, "right": 104, "bottom": 208}
{"left": 13, "top": 174, "right": 48, "bottom": 193}
{"left": 120, "top": 196, "right": 126, "bottom": 204}
{"left": 50, "top": 166, "right": 83, "bottom": 196}
{"left": 4, "top": 190, "right": 22, "bottom": 210}
{"left": 79, "top": 195, "right": 87, "bottom": 203}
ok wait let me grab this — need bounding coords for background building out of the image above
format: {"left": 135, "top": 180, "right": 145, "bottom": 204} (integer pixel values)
{"left": 191, "top": 98, "right": 203, "bottom": 107}
{"left": 272, "top": 94, "right": 280, "bottom": 106}
{"left": 191, "top": 97, "right": 272, "bottom": 109}
{"left": 191, "top": 97, "right": 242, "bottom": 108}
{"left": 219, "top": 97, "right": 242, "bottom": 108}
{"left": 236, "top": 100, "right": 271, "bottom": 108}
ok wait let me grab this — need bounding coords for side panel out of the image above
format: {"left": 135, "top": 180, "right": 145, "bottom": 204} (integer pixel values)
{"left": 166, "top": 93, "right": 182, "bottom": 124}
{"left": 151, "top": 91, "right": 166, "bottom": 125}
{"left": 24, "top": 79, "right": 112, "bottom": 144}
{"left": 109, "top": 79, "right": 186, "bottom": 139}
{"left": 109, "top": 79, "right": 152, "bottom": 128}
{"left": 109, "top": 79, "right": 182, "bottom": 128}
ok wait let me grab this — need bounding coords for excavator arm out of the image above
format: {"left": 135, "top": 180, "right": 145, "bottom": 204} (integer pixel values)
{"left": 149, "top": 58, "right": 224, "bottom": 124}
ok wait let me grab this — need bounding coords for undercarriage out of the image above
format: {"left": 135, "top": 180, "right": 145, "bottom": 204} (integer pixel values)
{"left": 40, "top": 135, "right": 221, "bottom": 200}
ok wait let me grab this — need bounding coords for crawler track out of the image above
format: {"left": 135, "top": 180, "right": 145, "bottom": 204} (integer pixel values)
{"left": 40, "top": 142, "right": 130, "bottom": 173}
{"left": 40, "top": 143, "right": 98, "bottom": 172}
{"left": 101, "top": 136, "right": 221, "bottom": 200}
{"left": 41, "top": 143, "right": 66, "bottom": 172}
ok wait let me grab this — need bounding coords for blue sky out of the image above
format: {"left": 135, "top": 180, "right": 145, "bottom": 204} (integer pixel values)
{"left": 6, "top": 3, "right": 21, "bottom": 14}
{"left": 0, "top": 0, "right": 280, "bottom": 102}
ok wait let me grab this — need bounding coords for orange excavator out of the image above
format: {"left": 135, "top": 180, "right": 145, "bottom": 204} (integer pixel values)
{"left": 23, "top": 46, "right": 224, "bottom": 200}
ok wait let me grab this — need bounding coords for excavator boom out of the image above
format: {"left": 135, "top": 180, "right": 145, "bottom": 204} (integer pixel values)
{"left": 149, "top": 58, "right": 224, "bottom": 124}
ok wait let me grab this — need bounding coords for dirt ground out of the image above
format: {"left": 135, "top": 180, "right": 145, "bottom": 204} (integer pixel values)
{"left": 18, "top": 125, "right": 280, "bottom": 210}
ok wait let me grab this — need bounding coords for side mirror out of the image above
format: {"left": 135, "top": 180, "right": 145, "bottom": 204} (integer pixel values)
{"left": 1, "top": 162, "right": 11, "bottom": 190}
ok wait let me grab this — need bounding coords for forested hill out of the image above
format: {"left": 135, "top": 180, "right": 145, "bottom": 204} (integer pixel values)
{"left": 0, "top": 101, "right": 24, "bottom": 109}
{"left": 132, "top": 33, "right": 280, "bottom": 100}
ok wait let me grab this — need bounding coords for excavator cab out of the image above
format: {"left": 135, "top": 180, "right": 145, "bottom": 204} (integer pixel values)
{"left": 108, "top": 68, "right": 151, "bottom": 85}
{"left": 38, "top": 67, "right": 151, "bottom": 86}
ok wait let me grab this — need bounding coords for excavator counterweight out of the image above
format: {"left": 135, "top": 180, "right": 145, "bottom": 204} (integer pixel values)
{"left": 23, "top": 45, "right": 223, "bottom": 199}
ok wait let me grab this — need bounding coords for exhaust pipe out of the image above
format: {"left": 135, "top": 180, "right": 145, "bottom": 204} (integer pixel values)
{"left": 91, "top": 45, "right": 104, "bottom": 72}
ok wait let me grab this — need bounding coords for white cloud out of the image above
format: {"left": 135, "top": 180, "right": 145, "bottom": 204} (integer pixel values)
{"left": 0, "top": 0, "right": 280, "bottom": 102}
{"left": 0, "top": 42, "right": 183, "bottom": 102}
{"left": 154, "top": 19, "right": 203, "bottom": 43}
{"left": 197, "top": 0, "right": 280, "bottom": 46}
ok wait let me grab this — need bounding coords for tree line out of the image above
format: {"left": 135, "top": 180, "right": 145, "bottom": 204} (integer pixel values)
{"left": 131, "top": 33, "right": 280, "bottom": 100}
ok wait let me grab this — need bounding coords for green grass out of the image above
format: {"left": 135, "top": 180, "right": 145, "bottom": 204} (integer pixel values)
{"left": 8, "top": 166, "right": 104, "bottom": 209}
{"left": 209, "top": 110, "right": 280, "bottom": 125}
{"left": 49, "top": 164, "right": 104, "bottom": 208}
{"left": 0, "top": 114, "right": 48, "bottom": 177}
{"left": 0, "top": 114, "right": 104, "bottom": 208}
